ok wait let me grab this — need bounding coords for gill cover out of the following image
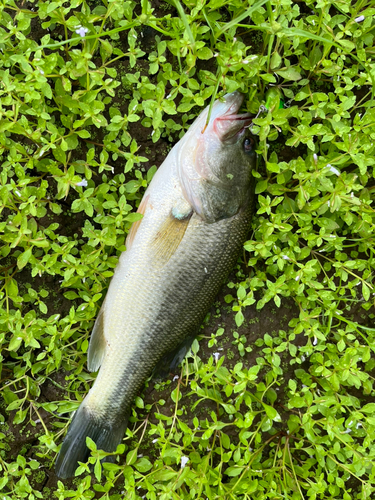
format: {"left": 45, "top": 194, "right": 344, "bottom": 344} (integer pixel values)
{"left": 176, "top": 91, "right": 255, "bottom": 223}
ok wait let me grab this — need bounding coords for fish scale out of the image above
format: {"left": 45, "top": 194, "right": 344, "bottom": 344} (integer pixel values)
{"left": 92, "top": 206, "right": 253, "bottom": 417}
{"left": 55, "top": 91, "right": 256, "bottom": 478}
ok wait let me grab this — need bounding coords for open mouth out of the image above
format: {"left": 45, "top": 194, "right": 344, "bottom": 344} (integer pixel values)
{"left": 213, "top": 91, "right": 254, "bottom": 141}
{"left": 214, "top": 112, "right": 254, "bottom": 142}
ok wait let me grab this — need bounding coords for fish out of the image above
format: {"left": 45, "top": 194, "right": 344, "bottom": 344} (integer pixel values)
{"left": 55, "top": 90, "right": 257, "bottom": 478}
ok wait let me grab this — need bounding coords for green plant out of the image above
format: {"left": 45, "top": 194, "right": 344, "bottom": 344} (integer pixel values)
{"left": 1, "top": 0, "right": 375, "bottom": 498}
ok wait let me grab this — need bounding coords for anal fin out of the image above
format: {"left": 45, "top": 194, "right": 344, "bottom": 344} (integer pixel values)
{"left": 152, "top": 334, "right": 196, "bottom": 380}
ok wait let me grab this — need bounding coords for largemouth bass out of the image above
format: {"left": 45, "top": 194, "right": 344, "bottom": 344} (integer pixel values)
{"left": 55, "top": 91, "right": 256, "bottom": 478}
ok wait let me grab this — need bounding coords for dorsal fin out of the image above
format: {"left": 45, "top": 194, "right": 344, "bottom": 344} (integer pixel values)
{"left": 87, "top": 301, "right": 107, "bottom": 372}
{"left": 126, "top": 195, "right": 150, "bottom": 250}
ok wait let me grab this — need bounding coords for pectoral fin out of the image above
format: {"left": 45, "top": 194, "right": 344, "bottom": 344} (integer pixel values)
{"left": 87, "top": 302, "right": 107, "bottom": 372}
{"left": 151, "top": 208, "right": 193, "bottom": 262}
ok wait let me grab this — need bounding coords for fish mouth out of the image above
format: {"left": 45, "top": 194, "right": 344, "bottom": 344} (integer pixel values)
{"left": 213, "top": 92, "right": 254, "bottom": 142}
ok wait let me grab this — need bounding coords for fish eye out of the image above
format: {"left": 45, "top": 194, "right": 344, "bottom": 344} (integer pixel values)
{"left": 244, "top": 137, "right": 255, "bottom": 152}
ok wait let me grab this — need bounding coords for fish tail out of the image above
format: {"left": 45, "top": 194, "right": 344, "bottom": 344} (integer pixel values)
{"left": 55, "top": 403, "right": 127, "bottom": 479}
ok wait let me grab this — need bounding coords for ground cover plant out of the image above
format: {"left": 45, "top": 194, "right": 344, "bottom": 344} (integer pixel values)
{"left": 1, "top": 0, "right": 375, "bottom": 498}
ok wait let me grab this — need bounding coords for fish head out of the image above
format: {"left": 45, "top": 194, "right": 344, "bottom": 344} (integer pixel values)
{"left": 177, "top": 91, "right": 257, "bottom": 223}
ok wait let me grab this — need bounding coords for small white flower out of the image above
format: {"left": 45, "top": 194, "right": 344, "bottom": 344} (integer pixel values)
{"left": 343, "top": 429, "right": 352, "bottom": 434}
{"left": 180, "top": 456, "right": 189, "bottom": 469}
{"left": 282, "top": 255, "right": 290, "bottom": 260}
{"left": 355, "top": 15, "right": 365, "bottom": 22}
{"left": 301, "top": 355, "right": 305, "bottom": 362}
{"left": 356, "top": 422, "right": 362, "bottom": 429}
{"left": 213, "top": 53, "right": 219, "bottom": 57}
{"left": 75, "top": 26, "right": 89, "bottom": 37}
{"left": 329, "top": 165, "right": 340, "bottom": 176}
{"left": 39, "top": 69, "right": 44, "bottom": 75}
{"left": 313, "top": 153, "right": 318, "bottom": 164}
{"left": 327, "top": 200, "right": 330, "bottom": 207}
{"left": 204, "top": 267, "right": 208, "bottom": 273}
{"left": 313, "top": 337, "right": 317, "bottom": 346}
{"left": 76, "top": 179, "right": 88, "bottom": 187}
{"left": 152, "top": 438, "right": 158, "bottom": 443}
{"left": 295, "top": 275, "right": 300, "bottom": 281}
{"left": 213, "top": 352, "right": 220, "bottom": 362}
{"left": 173, "top": 375, "right": 179, "bottom": 381}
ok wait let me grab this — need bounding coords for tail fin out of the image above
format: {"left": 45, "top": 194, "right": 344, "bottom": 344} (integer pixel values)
{"left": 55, "top": 404, "right": 127, "bottom": 479}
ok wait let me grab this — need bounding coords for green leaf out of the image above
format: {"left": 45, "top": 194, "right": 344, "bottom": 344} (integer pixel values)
{"left": 86, "top": 437, "right": 97, "bottom": 451}
{"left": 255, "top": 180, "right": 267, "bottom": 193}
{"left": 362, "top": 283, "right": 370, "bottom": 301}
{"left": 17, "top": 247, "right": 32, "bottom": 269}
{"left": 197, "top": 47, "right": 213, "bottom": 60}
{"left": 235, "top": 310, "right": 244, "bottom": 327}
{"left": 225, "top": 466, "right": 243, "bottom": 476}
{"left": 126, "top": 448, "right": 138, "bottom": 465}
{"left": 263, "top": 404, "right": 277, "bottom": 420}
{"left": 94, "top": 459, "right": 102, "bottom": 482}
{"left": 275, "top": 67, "right": 302, "bottom": 81}
{"left": 0, "top": 120, "right": 14, "bottom": 132}
{"left": 134, "top": 457, "right": 152, "bottom": 473}
{"left": 152, "top": 469, "right": 177, "bottom": 481}
{"left": 362, "top": 403, "right": 375, "bottom": 413}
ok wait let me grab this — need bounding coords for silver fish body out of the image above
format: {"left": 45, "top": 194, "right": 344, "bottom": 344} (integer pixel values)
{"left": 55, "top": 91, "right": 256, "bottom": 478}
